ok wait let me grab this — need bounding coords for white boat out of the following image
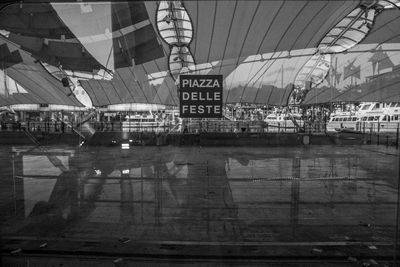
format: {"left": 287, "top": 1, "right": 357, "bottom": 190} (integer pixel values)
{"left": 264, "top": 113, "right": 304, "bottom": 132}
{"left": 122, "top": 114, "right": 170, "bottom": 132}
{"left": 327, "top": 102, "right": 400, "bottom": 133}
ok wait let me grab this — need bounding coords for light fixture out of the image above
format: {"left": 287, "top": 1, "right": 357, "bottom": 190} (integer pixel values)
{"left": 61, "top": 77, "right": 70, "bottom": 87}
{"left": 163, "top": 14, "right": 174, "bottom": 24}
{"left": 121, "top": 143, "right": 130, "bottom": 149}
{"left": 156, "top": 1, "right": 195, "bottom": 82}
{"left": 156, "top": 1, "right": 193, "bottom": 46}
{"left": 169, "top": 46, "right": 195, "bottom": 81}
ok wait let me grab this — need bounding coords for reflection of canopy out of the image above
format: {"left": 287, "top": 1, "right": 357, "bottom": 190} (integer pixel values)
{"left": 0, "top": 36, "right": 83, "bottom": 107}
{"left": 303, "top": 65, "right": 400, "bottom": 104}
{"left": 343, "top": 59, "right": 361, "bottom": 80}
{"left": 1, "top": 2, "right": 164, "bottom": 73}
{"left": 369, "top": 46, "right": 395, "bottom": 74}
{"left": 0, "top": 1, "right": 400, "bottom": 107}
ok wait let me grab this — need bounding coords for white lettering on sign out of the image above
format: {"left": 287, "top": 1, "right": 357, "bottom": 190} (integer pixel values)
{"left": 181, "top": 105, "right": 222, "bottom": 114}
{"left": 214, "top": 92, "right": 221, "bottom": 101}
{"left": 182, "top": 91, "right": 221, "bottom": 101}
{"left": 180, "top": 75, "right": 222, "bottom": 118}
{"left": 182, "top": 92, "right": 190, "bottom": 101}
{"left": 198, "top": 105, "right": 204, "bottom": 113}
{"left": 182, "top": 78, "right": 221, "bottom": 88}
{"left": 182, "top": 79, "right": 190, "bottom": 87}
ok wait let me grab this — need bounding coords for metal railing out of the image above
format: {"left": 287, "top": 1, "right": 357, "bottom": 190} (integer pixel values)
{"left": 1, "top": 120, "right": 330, "bottom": 134}
{"left": 0, "top": 121, "right": 73, "bottom": 133}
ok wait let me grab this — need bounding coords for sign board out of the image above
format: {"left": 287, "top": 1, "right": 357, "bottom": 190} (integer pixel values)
{"left": 179, "top": 75, "right": 223, "bottom": 118}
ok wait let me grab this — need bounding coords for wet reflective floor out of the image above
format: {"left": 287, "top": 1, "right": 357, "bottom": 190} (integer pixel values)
{"left": 0, "top": 145, "right": 399, "bottom": 265}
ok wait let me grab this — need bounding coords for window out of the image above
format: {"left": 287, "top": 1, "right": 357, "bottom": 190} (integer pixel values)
{"left": 361, "top": 105, "right": 371, "bottom": 110}
{"left": 352, "top": 117, "right": 357, "bottom": 121}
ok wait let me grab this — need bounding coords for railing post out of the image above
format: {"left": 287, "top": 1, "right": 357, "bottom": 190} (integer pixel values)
{"left": 370, "top": 127, "right": 372, "bottom": 144}
{"left": 397, "top": 123, "right": 399, "bottom": 149}
{"left": 377, "top": 126, "right": 380, "bottom": 146}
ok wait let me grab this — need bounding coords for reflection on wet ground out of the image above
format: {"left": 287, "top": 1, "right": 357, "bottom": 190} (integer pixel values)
{"left": 0, "top": 145, "right": 399, "bottom": 262}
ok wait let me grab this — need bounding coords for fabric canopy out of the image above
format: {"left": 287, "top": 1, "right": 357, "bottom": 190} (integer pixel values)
{"left": 0, "top": 0, "right": 400, "bottom": 107}
{"left": 0, "top": 35, "right": 84, "bottom": 107}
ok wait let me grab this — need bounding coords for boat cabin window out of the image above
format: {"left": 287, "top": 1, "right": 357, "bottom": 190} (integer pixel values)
{"left": 352, "top": 117, "right": 357, "bottom": 121}
{"left": 126, "top": 118, "right": 141, "bottom": 122}
{"left": 362, "top": 117, "right": 368, "bottom": 121}
{"left": 361, "top": 104, "right": 371, "bottom": 110}
{"left": 374, "top": 116, "right": 380, "bottom": 121}
{"left": 383, "top": 115, "right": 389, "bottom": 121}
{"left": 373, "top": 103, "right": 380, "bottom": 109}
{"left": 368, "top": 116, "right": 374, "bottom": 121}
{"left": 394, "top": 115, "right": 399, "bottom": 121}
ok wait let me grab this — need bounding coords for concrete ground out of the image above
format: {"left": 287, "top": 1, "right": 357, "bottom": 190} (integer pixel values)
{"left": 0, "top": 144, "right": 399, "bottom": 266}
